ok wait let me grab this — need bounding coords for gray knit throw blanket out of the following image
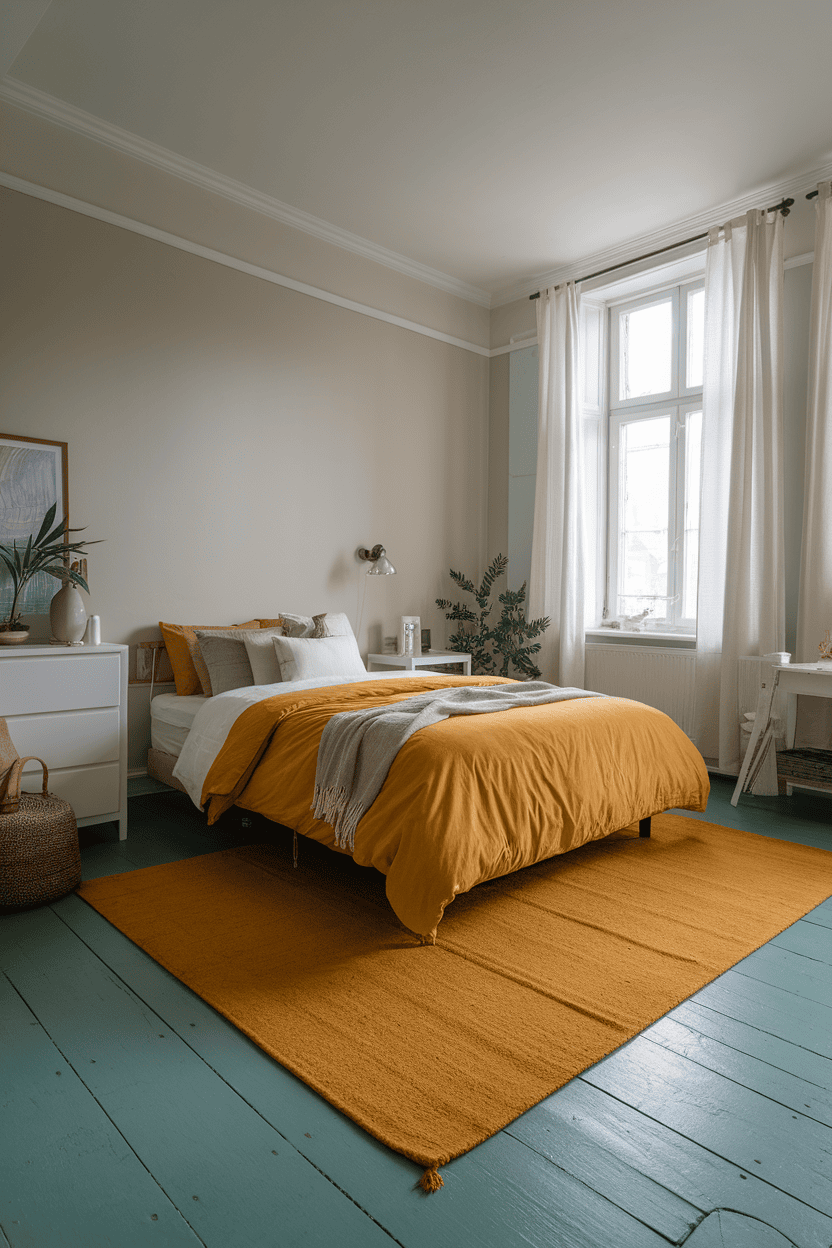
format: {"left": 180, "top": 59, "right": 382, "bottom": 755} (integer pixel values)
{"left": 312, "top": 681, "right": 605, "bottom": 851}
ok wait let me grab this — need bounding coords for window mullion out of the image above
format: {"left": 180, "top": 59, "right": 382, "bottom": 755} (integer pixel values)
{"left": 670, "top": 409, "right": 685, "bottom": 627}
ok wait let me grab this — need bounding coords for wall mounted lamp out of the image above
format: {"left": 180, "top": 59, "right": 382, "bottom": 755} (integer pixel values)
{"left": 357, "top": 544, "right": 396, "bottom": 575}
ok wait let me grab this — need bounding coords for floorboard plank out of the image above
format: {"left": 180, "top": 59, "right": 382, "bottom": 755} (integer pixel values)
{"left": 55, "top": 895, "right": 669, "bottom": 1248}
{"left": 692, "top": 970, "right": 832, "bottom": 1060}
{"left": 772, "top": 919, "right": 832, "bottom": 965}
{"left": 684, "top": 1209, "right": 798, "bottom": 1247}
{"left": 503, "top": 1092, "right": 703, "bottom": 1243}
{"left": 734, "top": 943, "right": 832, "bottom": 1010}
{"left": 802, "top": 896, "right": 832, "bottom": 930}
{"left": 511, "top": 1079, "right": 832, "bottom": 1248}
{"left": 645, "top": 1015, "right": 832, "bottom": 1126}
{"left": 2, "top": 907, "right": 398, "bottom": 1248}
{"left": 79, "top": 842, "right": 139, "bottom": 879}
{"left": 0, "top": 974, "right": 204, "bottom": 1248}
{"left": 583, "top": 1035, "right": 832, "bottom": 1217}
{"left": 665, "top": 999, "right": 832, "bottom": 1093}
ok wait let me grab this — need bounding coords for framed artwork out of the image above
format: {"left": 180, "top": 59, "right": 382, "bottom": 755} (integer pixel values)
{"left": 399, "top": 614, "right": 421, "bottom": 656}
{"left": 0, "top": 434, "right": 68, "bottom": 617}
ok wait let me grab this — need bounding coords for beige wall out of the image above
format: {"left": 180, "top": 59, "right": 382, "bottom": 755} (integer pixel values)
{"left": 1, "top": 187, "right": 489, "bottom": 767}
{"left": 1, "top": 100, "right": 490, "bottom": 350}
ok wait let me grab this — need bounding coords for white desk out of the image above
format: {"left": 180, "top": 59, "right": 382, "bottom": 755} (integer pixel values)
{"left": 732, "top": 661, "right": 832, "bottom": 804}
{"left": 776, "top": 662, "right": 832, "bottom": 748}
{"left": 367, "top": 651, "right": 472, "bottom": 676}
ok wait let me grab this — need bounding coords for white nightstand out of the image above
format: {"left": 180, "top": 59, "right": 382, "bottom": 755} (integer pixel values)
{"left": 0, "top": 643, "right": 128, "bottom": 839}
{"left": 367, "top": 650, "right": 472, "bottom": 676}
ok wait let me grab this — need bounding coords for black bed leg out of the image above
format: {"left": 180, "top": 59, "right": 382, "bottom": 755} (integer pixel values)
{"left": 639, "top": 816, "right": 651, "bottom": 838}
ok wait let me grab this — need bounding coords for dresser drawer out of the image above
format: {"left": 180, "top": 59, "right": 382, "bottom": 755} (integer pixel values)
{"left": 9, "top": 707, "right": 121, "bottom": 771}
{"left": 0, "top": 653, "right": 120, "bottom": 716}
{"left": 20, "top": 762, "right": 122, "bottom": 821}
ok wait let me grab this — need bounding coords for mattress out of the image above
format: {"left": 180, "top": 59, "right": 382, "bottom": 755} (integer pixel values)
{"left": 150, "top": 693, "right": 208, "bottom": 757}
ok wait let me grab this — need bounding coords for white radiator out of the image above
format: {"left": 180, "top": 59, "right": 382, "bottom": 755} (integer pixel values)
{"left": 585, "top": 646, "right": 769, "bottom": 744}
{"left": 585, "top": 644, "right": 696, "bottom": 735}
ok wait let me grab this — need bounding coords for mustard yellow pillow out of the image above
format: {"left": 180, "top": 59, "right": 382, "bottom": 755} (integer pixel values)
{"left": 159, "top": 621, "right": 261, "bottom": 696}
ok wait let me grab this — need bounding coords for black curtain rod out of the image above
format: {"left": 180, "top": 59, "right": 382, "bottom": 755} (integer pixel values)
{"left": 807, "top": 189, "right": 819, "bottom": 200}
{"left": 529, "top": 197, "right": 795, "bottom": 299}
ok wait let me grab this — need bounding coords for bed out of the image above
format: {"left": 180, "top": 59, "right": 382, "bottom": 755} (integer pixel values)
{"left": 168, "top": 670, "right": 710, "bottom": 941}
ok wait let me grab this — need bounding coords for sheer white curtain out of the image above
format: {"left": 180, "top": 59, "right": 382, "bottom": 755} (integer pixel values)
{"left": 694, "top": 209, "right": 785, "bottom": 769}
{"left": 796, "top": 181, "right": 832, "bottom": 744}
{"left": 528, "top": 282, "right": 586, "bottom": 687}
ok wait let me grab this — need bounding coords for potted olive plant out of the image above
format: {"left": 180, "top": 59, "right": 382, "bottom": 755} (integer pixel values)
{"left": 0, "top": 503, "right": 98, "bottom": 644}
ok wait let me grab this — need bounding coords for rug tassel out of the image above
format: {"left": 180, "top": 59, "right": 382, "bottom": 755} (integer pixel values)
{"left": 419, "top": 1166, "right": 444, "bottom": 1193}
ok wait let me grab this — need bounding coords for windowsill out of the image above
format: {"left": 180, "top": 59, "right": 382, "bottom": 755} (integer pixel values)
{"left": 586, "top": 628, "right": 696, "bottom": 649}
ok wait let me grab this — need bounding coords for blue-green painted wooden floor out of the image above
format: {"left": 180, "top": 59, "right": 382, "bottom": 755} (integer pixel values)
{"left": 2, "top": 776, "right": 832, "bottom": 1248}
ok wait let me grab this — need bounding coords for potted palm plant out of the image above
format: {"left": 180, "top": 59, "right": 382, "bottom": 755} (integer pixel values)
{"left": 0, "top": 503, "right": 98, "bottom": 644}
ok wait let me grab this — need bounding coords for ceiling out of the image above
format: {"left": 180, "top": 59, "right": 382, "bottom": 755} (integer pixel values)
{"left": 4, "top": 0, "right": 832, "bottom": 303}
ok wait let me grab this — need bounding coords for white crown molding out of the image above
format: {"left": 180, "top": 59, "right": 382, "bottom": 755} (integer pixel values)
{"left": 0, "top": 75, "right": 492, "bottom": 309}
{"left": 491, "top": 164, "right": 832, "bottom": 307}
{"left": 0, "top": 172, "right": 491, "bottom": 357}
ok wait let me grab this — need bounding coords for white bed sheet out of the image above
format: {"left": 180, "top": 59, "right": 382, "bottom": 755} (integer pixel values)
{"left": 172, "top": 671, "right": 429, "bottom": 809}
{"left": 150, "top": 693, "right": 208, "bottom": 756}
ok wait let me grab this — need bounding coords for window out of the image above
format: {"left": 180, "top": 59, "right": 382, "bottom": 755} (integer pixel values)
{"left": 606, "top": 281, "right": 703, "bottom": 632}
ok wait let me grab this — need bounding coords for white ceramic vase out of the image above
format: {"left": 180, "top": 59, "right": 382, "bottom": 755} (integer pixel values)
{"left": 50, "top": 583, "right": 87, "bottom": 644}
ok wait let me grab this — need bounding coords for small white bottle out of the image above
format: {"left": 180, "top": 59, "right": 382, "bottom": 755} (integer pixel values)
{"left": 83, "top": 615, "right": 101, "bottom": 645}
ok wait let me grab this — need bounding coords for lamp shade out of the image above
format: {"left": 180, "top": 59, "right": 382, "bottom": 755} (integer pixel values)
{"left": 367, "top": 552, "right": 396, "bottom": 575}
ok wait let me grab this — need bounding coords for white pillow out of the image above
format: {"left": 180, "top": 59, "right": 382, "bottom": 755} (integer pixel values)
{"left": 272, "top": 633, "right": 367, "bottom": 682}
{"left": 243, "top": 627, "right": 286, "bottom": 685}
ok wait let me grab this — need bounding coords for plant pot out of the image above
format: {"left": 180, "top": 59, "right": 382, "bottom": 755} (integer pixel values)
{"left": 0, "top": 625, "right": 31, "bottom": 645}
{"left": 50, "top": 583, "right": 87, "bottom": 644}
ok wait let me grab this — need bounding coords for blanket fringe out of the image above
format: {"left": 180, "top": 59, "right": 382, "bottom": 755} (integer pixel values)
{"left": 419, "top": 1166, "right": 444, "bottom": 1193}
{"left": 312, "top": 785, "right": 366, "bottom": 852}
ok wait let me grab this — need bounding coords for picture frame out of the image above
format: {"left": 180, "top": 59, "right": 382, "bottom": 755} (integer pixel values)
{"left": 0, "top": 433, "right": 68, "bottom": 618}
{"left": 399, "top": 614, "right": 421, "bottom": 656}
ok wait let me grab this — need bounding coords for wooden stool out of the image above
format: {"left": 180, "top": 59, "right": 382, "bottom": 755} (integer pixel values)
{"left": 0, "top": 718, "right": 81, "bottom": 911}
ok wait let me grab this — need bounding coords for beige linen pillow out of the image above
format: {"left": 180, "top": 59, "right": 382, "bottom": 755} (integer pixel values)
{"left": 196, "top": 626, "right": 286, "bottom": 694}
{"left": 259, "top": 613, "right": 314, "bottom": 638}
{"left": 244, "top": 627, "right": 287, "bottom": 685}
{"left": 272, "top": 633, "right": 367, "bottom": 683}
{"left": 312, "top": 611, "right": 355, "bottom": 638}
{"left": 193, "top": 628, "right": 258, "bottom": 696}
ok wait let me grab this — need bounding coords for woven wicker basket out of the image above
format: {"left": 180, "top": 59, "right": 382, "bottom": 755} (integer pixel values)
{"left": 0, "top": 719, "right": 81, "bottom": 911}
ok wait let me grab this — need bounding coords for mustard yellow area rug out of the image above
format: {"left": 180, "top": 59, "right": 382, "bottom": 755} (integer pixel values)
{"left": 79, "top": 814, "right": 832, "bottom": 1190}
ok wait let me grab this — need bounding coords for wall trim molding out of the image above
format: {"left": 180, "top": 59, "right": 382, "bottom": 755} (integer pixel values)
{"left": 0, "top": 75, "right": 493, "bottom": 309}
{"left": 492, "top": 168, "right": 832, "bottom": 307}
{"left": 785, "top": 251, "right": 814, "bottom": 270}
{"left": 0, "top": 172, "right": 492, "bottom": 358}
{"left": 491, "top": 338, "right": 538, "bottom": 356}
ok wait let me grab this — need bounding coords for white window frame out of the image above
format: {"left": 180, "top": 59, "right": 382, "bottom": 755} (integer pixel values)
{"left": 605, "top": 278, "right": 704, "bottom": 634}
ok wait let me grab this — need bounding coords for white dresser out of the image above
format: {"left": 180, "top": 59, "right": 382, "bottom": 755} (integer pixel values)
{"left": 0, "top": 643, "right": 128, "bottom": 839}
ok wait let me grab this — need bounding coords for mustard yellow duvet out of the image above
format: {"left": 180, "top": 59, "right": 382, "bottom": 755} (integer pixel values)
{"left": 201, "top": 674, "right": 710, "bottom": 939}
